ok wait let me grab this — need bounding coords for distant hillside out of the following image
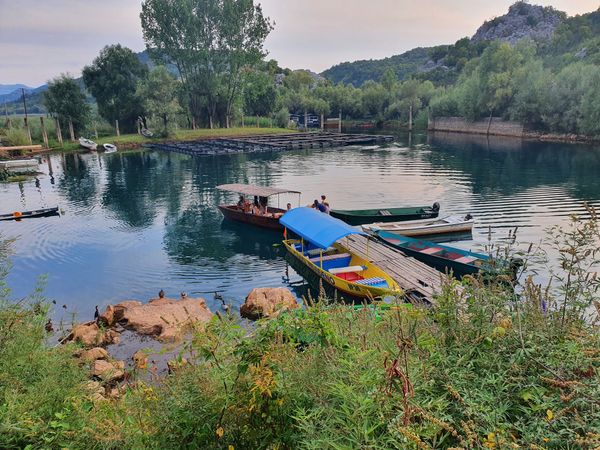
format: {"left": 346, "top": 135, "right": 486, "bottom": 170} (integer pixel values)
{"left": 321, "top": 1, "right": 581, "bottom": 86}
{"left": 0, "top": 84, "right": 31, "bottom": 96}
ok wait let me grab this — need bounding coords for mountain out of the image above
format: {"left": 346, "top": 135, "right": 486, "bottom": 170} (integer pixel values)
{"left": 321, "top": 1, "right": 572, "bottom": 86}
{"left": 0, "top": 84, "right": 31, "bottom": 96}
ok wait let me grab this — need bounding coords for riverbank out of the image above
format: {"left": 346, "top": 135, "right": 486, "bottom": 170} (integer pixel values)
{"left": 54, "top": 127, "right": 293, "bottom": 153}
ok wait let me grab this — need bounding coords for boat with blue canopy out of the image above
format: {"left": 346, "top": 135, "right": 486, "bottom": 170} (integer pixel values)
{"left": 281, "top": 207, "right": 401, "bottom": 299}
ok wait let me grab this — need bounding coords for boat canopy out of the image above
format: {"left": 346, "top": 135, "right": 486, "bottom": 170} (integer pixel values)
{"left": 217, "top": 184, "right": 301, "bottom": 197}
{"left": 280, "top": 207, "right": 367, "bottom": 249}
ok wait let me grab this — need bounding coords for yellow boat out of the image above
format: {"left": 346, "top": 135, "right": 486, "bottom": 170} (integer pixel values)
{"left": 281, "top": 208, "right": 401, "bottom": 299}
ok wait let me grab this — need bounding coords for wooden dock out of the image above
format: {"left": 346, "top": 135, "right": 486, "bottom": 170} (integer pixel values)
{"left": 345, "top": 234, "right": 459, "bottom": 305}
{"left": 147, "top": 132, "right": 394, "bottom": 156}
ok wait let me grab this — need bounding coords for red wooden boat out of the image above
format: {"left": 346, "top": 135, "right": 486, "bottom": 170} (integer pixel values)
{"left": 217, "top": 184, "right": 301, "bottom": 231}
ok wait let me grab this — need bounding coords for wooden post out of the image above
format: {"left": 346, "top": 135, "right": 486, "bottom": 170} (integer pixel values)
{"left": 40, "top": 117, "right": 49, "bottom": 148}
{"left": 192, "top": 116, "right": 196, "bottom": 130}
{"left": 304, "top": 110, "right": 308, "bottom": 132}
{"left": 320, "top": 113, "right": 324, "bottom": 131}
{"left": 408, "top": 104, "right": 413, "bottom": 132}
{"left": 68, "top": 117, "right": 75, "bottom": 141}
{"left": 241, "top": 114, "right": 245, "bottom": 128}
{"left": 93, "top": 121, "right": 98, "bottom": 139}
{"left": 23, "top": 117, "right": 32, "bottom": 145}
{"left": 55, "top": 118, "right": 63, "bottom": 146}
{"left": 338, "top": 109, "right": 342, "bottom": 133}
{"left": 427, "top": 107, "right": 432, "bottom": 131}
{"left": 115, "top": 119, "right": 120, "bottom": 137}
{"left": 257, "top": 116, "right": 260, "bottom": 128}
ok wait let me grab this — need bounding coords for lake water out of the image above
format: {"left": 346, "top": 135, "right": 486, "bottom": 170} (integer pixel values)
{"left": 2, "top": 131, "right": 600, "bottom": 321}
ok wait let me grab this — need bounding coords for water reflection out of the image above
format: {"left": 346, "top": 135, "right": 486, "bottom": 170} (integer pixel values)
{"left": 2, "top": 133, "right": 600, "bottom": 321}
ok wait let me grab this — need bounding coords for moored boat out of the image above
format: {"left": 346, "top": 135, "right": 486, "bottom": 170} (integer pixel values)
{"left": 362, "top": 214, "right": 474, "bottom": 237}
{"left": 0, "top": 159, "right": 39, "bottom": 170}
{"left": 102, "top": 143, "right": 117, "bottom": 153}
{"left": 330, "top": 202, "right": 440, "bottom": 226}
{"left": 79, "top": 137, "right": 97, "bottom": 151}
{"left": 281, "top": 207, "right": 401, "bottom": 299}
{"left": 0, "top": 206, "right": 60, "bottom": 221}
{"left": 217, "top": 184, "right": 301, "bottom": 231}
{"left": 376, "top": 231, "right": 503, "bottom": 278}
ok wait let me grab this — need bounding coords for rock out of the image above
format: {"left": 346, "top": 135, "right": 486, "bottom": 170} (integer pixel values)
{"left": 240, "top": 287, "right": 299, "bottom": 320}
{"left": 84, "top": 380, "right": 106, "bottom": 402}
{"left": 97, "top": 305, "right": 115, "bottom": 327}
{"left": 93, "top": 359, "right": 125, "bottom": 383}
{"left": 63, "top": 321, "right": 120, "bottom": 348}
{"left": 79, "top": 347, "right": 109, "bottom": 363}
{"left": 113, "top": 300, "right": 143, "bottom": 322}
{"left": 118, "top": 297, "right": 212, "bottom": 342}
{"left": 132, "top": 350, "right": 148, "bottom": 370}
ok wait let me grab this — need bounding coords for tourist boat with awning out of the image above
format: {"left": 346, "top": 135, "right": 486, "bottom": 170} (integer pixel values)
{"left": 330, "top": 202, "right": 440, "bottom": 226}
{"left": 375, "top": 231, "right": 497, "bottom": 278}
{"left": 362, "top": 214, "right": 474, "bottom": 237}
{"left": 281, "top": 207, "right": 401, "bottom": 299}
{"left": 217, "top": 184, "right": 301, "bottom": 231}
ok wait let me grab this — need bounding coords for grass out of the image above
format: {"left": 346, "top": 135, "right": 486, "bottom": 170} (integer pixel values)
{"left": 0, "top": 216, "right": 599, "bottom": 449}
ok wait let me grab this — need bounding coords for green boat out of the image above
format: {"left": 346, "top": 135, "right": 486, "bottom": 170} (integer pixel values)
{"left": 330, "top": 202, "right": 440, "bottom": 226}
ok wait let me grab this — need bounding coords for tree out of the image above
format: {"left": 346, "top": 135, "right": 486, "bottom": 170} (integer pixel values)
{"left": 82, "top": 45, "right": 147, "bottom": 132}
{"left": 136, "top": 66, "right": 182, "bottom": 135}
{"left": 43, "top": 74, "right": 90, "bottom": 135}
{"left": 243, "top": 70, "right": 276, "bottom": 117}
{"left": 140, "top": 0, "right": 272, "bottom": 128}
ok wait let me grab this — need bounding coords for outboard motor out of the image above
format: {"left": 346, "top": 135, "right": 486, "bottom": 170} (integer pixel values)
{"left": 432, "top": 202, "right": 440, "bottom": 212}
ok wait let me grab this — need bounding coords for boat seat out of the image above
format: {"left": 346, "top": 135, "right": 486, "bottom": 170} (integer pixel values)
{"left": 355, "top": 277, "right": 388, "bottom": 288}
{"left": 419, "top": 247, "right": 443, "bottom": 255}
{"left": 328, "top": 265, "right": 366, "bottom": 275}
{"left": 304, "top": 247, "right": 335, "bottom": 256}
{"left": 378, "top": 210, "right": 392, "bottom": 216}
{"left": 454, "top": 256, "right": 478, "bottom": 264}
{"left": 309, "top": 252, "right": 351, "bottom": 263}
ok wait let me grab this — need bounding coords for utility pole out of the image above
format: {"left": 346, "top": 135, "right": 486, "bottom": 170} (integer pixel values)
{"left": 22, "top": 88, "right": 32, "bottom": 144}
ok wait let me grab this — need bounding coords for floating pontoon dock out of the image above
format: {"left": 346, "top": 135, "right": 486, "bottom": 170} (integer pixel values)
{"left": 147, "top": 132, "right": 394, "bottom": 156}
{"left": 344, "top": 234, "right": 461, "bottom": 305}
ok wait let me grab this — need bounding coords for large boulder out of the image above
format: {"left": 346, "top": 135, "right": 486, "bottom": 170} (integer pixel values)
{"left": 78, "top": 347, "right": 109, "bottom": 363}
{"left": 117, "top": 297, "right": 212, "bottom": 342}
{"left": 97, "top": 305, "right": 115, "bottom": 327}
{"left": 112, "top": 300, "right": 143, "bottom": 322}
{"left": 93, "top": 359, "right": 125, "bottom": 383}
{"left": 63, "top": 322, "right": 120, "bottom": 348}
{"left": 240, "top": 287, "right": 299, "bottom": 320}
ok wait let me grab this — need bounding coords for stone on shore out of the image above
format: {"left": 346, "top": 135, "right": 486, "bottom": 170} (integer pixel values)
{"left": 93, "top": 359, "right": 125, "bottom": 383}
{"left": 132, "top": 350, "right": 148, "bottom": 370}
{"left": 240, "top": 287, "right": 299, "bottom": 320}
{"left": 97, "top": 305, "right": 115, "bottom": 327}
{"left": 78, "top": 347, "right": 109, "bottom": 363}
{"left": 118, "top": 297, "right": 212, "bottom": 342}
{"left": 113, "top": 300, "right": 143, "bottom": 322}
{"left": 64, "top": 322, "right": 120, "bottom": 348}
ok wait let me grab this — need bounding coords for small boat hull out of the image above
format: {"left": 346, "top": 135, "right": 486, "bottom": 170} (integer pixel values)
{"left": 0, "top": 206, "right": 60, "bottom": 221}
{"left": 102, "top": 144, "right": 117, "bottom": 153}
{"left": 283, "top": 239, "right": 401, "bottom": 299}
{"left": 218, "top": 204, "right": 286, "bottom": 230}
{"left": 79, "top": 138, "right": 97, "bottom": 151}
{"left": 362, "top": 214, "right": 473, "bottom": 237}
{"left": 331, "top": 204, "right": 440, "bottom": 226}
{"left": 376, "top": 231, "right": 488, "bottom": 278}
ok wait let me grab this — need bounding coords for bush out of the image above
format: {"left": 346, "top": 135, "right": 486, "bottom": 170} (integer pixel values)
{"left": 274, "top": 107, "right": 290, "bottom": 128}
{"left": 3, "top": 127, "right": 30, "bottom": 146}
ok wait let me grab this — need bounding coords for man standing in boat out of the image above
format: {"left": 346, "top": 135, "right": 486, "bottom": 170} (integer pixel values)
{"left": 321, "top": 195, "right": 331, "bottom": 214}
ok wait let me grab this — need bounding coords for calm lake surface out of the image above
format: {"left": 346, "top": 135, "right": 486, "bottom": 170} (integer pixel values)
{"left": 2, "top": 132, "right": 600, "bottom": 321}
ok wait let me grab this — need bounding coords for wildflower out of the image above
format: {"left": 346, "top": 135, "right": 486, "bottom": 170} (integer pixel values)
{"left": 216, "top": 426, "right": 224, "bottom": 438}
{"left": 546, "top": 409, "right": 554, "bottom": 421}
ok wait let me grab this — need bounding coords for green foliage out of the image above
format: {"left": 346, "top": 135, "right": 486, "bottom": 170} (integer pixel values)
{"left": 140, "top": 0, "right": 272, "bottom": 128}
{"left": 82, "top": 44, "right": 148, "bottom": 132}
{"left": 2, "top": 127, "right": 30, "bottom": 146}
{"left": 243, "top": 70, "right": 277, "bottom": 117}
{"left": 136, "top": 66, "right": 182, "bottom": 136}
{"left": 43, "top": 74, "right": 90, "bottom": 134}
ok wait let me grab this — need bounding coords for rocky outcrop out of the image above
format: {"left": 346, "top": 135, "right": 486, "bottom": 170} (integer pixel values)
{"left": 472, "top": 2, "right": 566, "bottom": 45}
{"left": 118, "top": 297, "right": 212, "bottom": 342}
{"left": 63, "top": 322, "right": 120, "bottom": 348}
{"left": 240, "top": 287, "right": 299, "bottom": 320}
{"left": 77, "top": 347, "right": 109, "bottom": 363}
{"left": 93, "top": 359, "right": 125, "bottom": 383}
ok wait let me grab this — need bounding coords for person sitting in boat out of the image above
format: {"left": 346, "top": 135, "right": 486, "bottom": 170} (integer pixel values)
{"left": 287, "top": 203, "right": 292, "bottom": 211}
{"left": 320, "top": 195, "right": 330, "bottom": 214}
{"left": 237, "top": 195, "right": 245, "bottom": 209}
{"left": 259, "top": 196, "right": 268, "bottom": 215}
{"left": 311, "top": 199, "right": 327, "bottom": 213}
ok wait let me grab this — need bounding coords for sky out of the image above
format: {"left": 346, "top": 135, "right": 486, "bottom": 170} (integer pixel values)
{"left": 0, "top": 0, "right": 598, "bottom": 87}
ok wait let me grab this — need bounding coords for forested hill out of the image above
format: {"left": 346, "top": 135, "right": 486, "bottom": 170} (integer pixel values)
{"left": 321, "top": 1, "right": 590, "bottom": 86}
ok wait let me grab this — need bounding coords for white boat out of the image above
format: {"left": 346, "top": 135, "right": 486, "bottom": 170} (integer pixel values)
{"left": 141, "top": 128, "right": 153, "bottom": 138}
{"left": 102, "top": 143, "right": 117, "bottom": 153}
{"left": 362, "top": 214, "right": 474, "bottom": 237}
{"left": 79, "top": 137, "right": 97, "bottom": 151}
